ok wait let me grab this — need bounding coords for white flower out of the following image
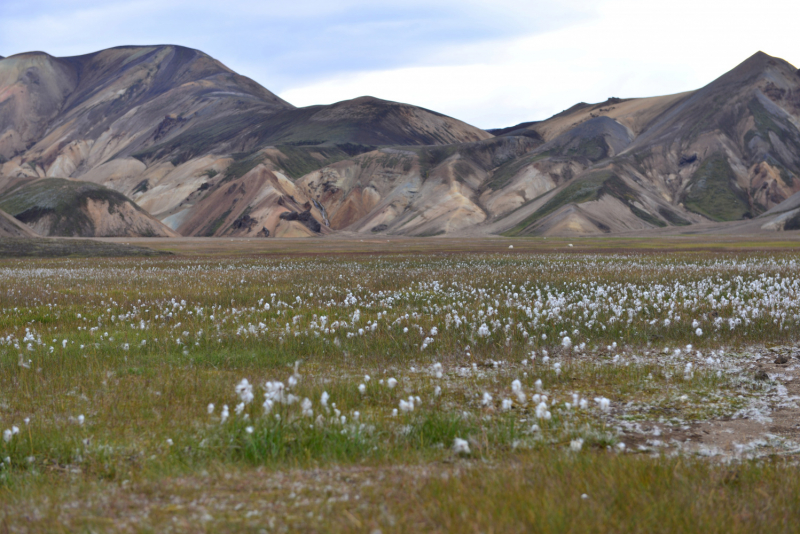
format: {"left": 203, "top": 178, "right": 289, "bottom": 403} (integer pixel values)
{"left": 695, "top": 328, "right": 703, "bottom": 336}
{"left": 207, "top": 403, "right": 215, "bottom": 415}
{"left": 220, "top": 405, "right": 229, "bottom": 423}
{"left": 245, "top": 426, "right": 254, "bottom": 434}
{"left": 434, "top": 385, "right": 442, "bottom": 397}
{"left": 358, "top": 384, "right": 366, "bottom": 394}
{"left": 561, "top": 336, "right": 572, "bottom": 349}
{"left": 477, "top": 323, "right": 490, "bottom": 337}
{"left": 452, "top": 438, "right": 471, "bottom": 455}
{"left": 399, "top": 397, "right": 415, "bottom": 413}
{"left": 2, "top": 430, "right": 11, "bottom": 443}
{"left": 482, "top": 392, "right": 493, "bottom": 406}
{"left": 501, "top": 398, "right": 513, "bottom": 411}
{"left": 235, "top": 379, "right": 254, "bottom": 404}
{"left": 166, "top": 438, "right": 173, "bottom": 446}
{"left": 596, "top": 398, "right": 610, "bottom": 412}
{"left": 235, "top": 402, "right": 245, "bottom": 415}
{"left": 535, "top": 402, "right": 550, "bottom": 420}
{"left": 301, "top": 398, "right": 313, "bottom": 418}
{"left": 320, "top": 391, "right": 330, "bottom": 407}
{"left": 77, "top": 415, "right": 85, "bottom": 426}
{"left": 570, "top": 438, "right": 583, "bottom": 451}
{"left": 387, "top": 378, "right": 398, "bottom": 389}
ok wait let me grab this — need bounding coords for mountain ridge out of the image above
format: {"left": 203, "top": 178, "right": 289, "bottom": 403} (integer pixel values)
{"left": 2, "top": 46, "right": 799, "bottom": 238}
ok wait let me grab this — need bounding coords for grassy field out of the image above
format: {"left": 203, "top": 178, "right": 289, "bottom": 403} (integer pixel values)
{"left": 1, "top": 237, "right": 800, "bottom": 532}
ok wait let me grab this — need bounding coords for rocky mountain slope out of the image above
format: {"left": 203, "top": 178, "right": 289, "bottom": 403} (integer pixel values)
{"left": 0, "top": 207, "right": 38, "bottom": 237}
{"left": 1, "top": 46, "right": 798, "bottom": 237}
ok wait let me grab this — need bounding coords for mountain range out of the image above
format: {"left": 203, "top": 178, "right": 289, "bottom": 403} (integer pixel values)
{"left": 1, "top": 45, "right": 799, "bottom": 238}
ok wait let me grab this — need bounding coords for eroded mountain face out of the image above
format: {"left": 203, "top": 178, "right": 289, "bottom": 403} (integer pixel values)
{"left": 1, "top": 46, "right": 799, "bottom": 238}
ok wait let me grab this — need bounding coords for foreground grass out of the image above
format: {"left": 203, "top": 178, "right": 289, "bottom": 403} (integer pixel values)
{"left": 1, "top": 245, "right": 799, "bottom": 531}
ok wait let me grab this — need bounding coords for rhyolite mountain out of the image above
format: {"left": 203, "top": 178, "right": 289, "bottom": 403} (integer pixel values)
{"left": 1, "top": 46, "right": 799, "bottom": 238}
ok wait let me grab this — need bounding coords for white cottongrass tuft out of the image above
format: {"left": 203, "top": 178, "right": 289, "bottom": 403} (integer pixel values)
{"left": 477, "top": 323, "right": 490, "bottom": 337}
{"left": 207, "top": 403, "right": 215, "bottom": 415}
{"left": 301, "top": 398, "right": 313, "bottom": 418}
{"left": 235, "top": 379, "right": 254, "bottom": 404}
{"left": 387, "top": 378, "right": 398, "bottom": 389}
{"left": 220, "top": 405, "right": 229, "bottom": 424}
{"left": 482, "top": 392, "right": 493, "bottom": 406}
{"left": 2, "top": 430, "right": 11, "bottom": 443}
{"left": 358, "top": 383, "right": 366, "bottom": 394}
{"left": 695, "top": 328, "right": 703, "bottom": 336}
{"left": 596, "top": 397, "right": 611, "bottom": 412}
{"left": 570, "top": 438, "right": 584, "bottom": 451}
{"left": 77, "top": 415, "right": 85, "bottom": 426}
{"left": 452, "top": 437, "right": 471, "bottom": 455}
{"left": 561, "top": 336, "right": 572, "bottom": 349}
{"left": 511, "top": 379, "right": 526, "bottom": 403}
{"left": 501, "top": 398, "right": 513, "bottom": 411}
{"left": 321, "top": 391, "right": 330, "bottom": 407}
{"left": 535, "top": 402, "right": 551, "bottom": 420}
{"left": 399, "top": 397, "right": 415, "bottom": 413}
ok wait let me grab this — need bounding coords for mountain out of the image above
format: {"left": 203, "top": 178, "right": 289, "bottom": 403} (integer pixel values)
{"left": 1, "top": 46, "right": 799, "bottom": 238}
{"left": 0, "top": 206, "right": 38, "bottom": 237}
{"left": 0, "top": 178, "right": 176, "bottom": 237}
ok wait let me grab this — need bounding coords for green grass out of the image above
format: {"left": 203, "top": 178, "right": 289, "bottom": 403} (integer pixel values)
{"left": 0, "top": 246, "right": 799, "bottom": 531}
{"left": 683, "top": 154, "right": 752, "bottom": 221}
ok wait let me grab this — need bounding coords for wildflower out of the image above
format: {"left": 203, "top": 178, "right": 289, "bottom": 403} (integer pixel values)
{"left": 535, "top": 402, "right": 551, "bottom": 420}
{"left": 77, "top": 415, "right": 85, "bottom": 426}
{"left": 301, "top": 398, "right": 313, "bottom": 418}
{"left": 478, "top": 323, "right": 490, "bottom": 337}
{"left": 245, "top": 426, "right": 254, "bottom": 434}
{"left": 534, "top": 379, "right": 543, "bottom": 392}
{"left": 387, "top": 378, "right": 398, "bottom": 389}
{"left": 235, "top": 402, "right": 245, "bottom": 415}
{"left": 562, "top": 336, "right": 572, "bottom": 349}
{"left": 482, "top": 392, "right": 493, "bottom": 406}
{"left": 452, "top": 438, "right": 471, "bottom": 455}
{"left": 2, "top": 430, "right": 11, "bottom": 443}
{"left": 207, "top": 403, "right": 215, "bottom": 415}
{"left": 570, "top": 438, "right": 584, "bottom": 451}
{"left": 221, "top": 405, "right": 229, "bottom": 423}
{"left": 321, "top": 391, "right": 330, "bottom": 407}
{"left": 511, "top": 380, "right": 526, "bottom": 403}
{"left": 358, "top": 383, "right": 366, "bottom": 394}
{"left": 235, "top": 379, "right": 254, "bottom": 404}
{"left": 166, "top": 438, "right": 173, "bottom": 446}
{"left": 596, "top": 398, "right": 610, "bottom": 412}
{"left": 695, "top": 328, "right": 703, "bottom": 336}
{"left": 399, "top": 398, "right": 414, "bottom": 413}
{"left": 434, "top": 385, "right": 442, "bottom": 397}
{"left": 502, "top": 398, "right": 513, "bottom": 411}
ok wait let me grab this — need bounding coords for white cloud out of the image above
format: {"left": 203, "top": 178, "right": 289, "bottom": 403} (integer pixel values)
{"left": 1, "top": 0, "right": 798, "bottom": 128}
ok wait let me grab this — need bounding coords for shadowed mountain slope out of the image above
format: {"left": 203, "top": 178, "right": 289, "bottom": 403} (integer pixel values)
{"left": 0, "top": 206, "right": 38, "bottom": 237}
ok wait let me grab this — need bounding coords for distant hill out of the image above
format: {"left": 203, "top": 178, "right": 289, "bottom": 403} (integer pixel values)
{"left": 2, "top": 46, "right": 799, "bottom": 237}
{"left": 0, "top": 178, "right": 176, "bottom": 237}
{"left": 0, "top": 207, "right": 38, "bottom": 237}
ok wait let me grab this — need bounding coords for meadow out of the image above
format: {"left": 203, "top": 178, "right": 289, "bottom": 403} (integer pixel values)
{"left": 1, "top": 237, "right": 800, "bottom": 532}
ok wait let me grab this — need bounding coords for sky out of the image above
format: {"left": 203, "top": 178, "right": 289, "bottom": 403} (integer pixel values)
{"left": 1, "top": 0, "right": 798, "bottom": 129}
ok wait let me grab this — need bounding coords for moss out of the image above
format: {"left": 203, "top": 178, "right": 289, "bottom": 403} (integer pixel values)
{"left": 683, "top": 154, "right": 752, "bottom": 221}
{"left": 503, "top": 172, "right": 610, "bottom": 236}
{"left": 201, "top": 209, "right": 232, "bottom": 237}
{"left": 658, "top": 207, "right": 692, "bottom": 226}
{"left": 485, "top": 152, "right": 550, "bottom": 191}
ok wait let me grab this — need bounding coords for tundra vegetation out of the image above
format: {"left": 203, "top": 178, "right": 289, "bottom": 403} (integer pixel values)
{"left": 1, "top": 237, "right": 800, "bottom": 532}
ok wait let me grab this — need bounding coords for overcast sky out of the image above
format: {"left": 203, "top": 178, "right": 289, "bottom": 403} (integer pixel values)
{"left": 1, "top": 0, "right": 798, "bottom": 128}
